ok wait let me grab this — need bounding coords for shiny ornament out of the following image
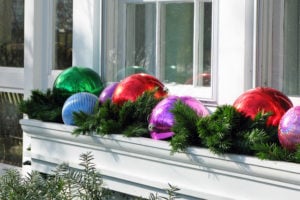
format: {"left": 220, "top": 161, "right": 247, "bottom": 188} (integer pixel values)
{"left": 278, "top": 106, "right": 300, "bottom": 151}
{"left": 99, "top": 82, "right": 119, "bottom": 103}
{"left": 53, "top": 66, "right": 104, "bottom": 98}
{"left": 233, "top": 87, "right": 292, "bottom": 126}
{"left": 112, "top": 73, "right": 168, "bottom": 105}
{"left": 62, "top": 92, "right": 98, "bottom": 125}
{"left": 149, "top": 95, "right": 210, "bottom": 140}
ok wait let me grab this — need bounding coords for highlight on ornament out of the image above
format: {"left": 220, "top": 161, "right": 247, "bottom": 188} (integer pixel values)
{"left": 149, "top": 95, "right": 210, "bottom": 140}
{"left": 112, "top": 73, "right": 168, "bottom": 105}
{"left": 62, "top": 92, "right": 99, "bottom": 125}
{"left": 278, "top": 106, "right": 300, "bottom": 151}
{"left": 53, "top": 66, "right": 104, "bottom": 98}
{"left": 233, "top": 87, "right": 293, "bottom": 126}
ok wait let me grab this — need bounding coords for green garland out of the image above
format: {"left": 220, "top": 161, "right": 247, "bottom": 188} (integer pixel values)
{"left": 19, "top": 89, "right": 66, "bottom": 123}
{"left": 172, "top": 103, "right": 300, "bottom": 163}
{"left": 19, "top": 89, "right": 300, "bottom": 163}
{"left": 73, "top": 90, "right": 163, "bottom": 137}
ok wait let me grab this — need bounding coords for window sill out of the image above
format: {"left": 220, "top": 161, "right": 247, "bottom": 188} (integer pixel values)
{"left": 20, "top": 119, "right": 300, "bottom": 200}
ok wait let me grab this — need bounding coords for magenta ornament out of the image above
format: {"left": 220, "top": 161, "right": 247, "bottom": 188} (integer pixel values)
{"left": 278, "top": 106, "right": 300, "bottom": 151}
{"left": 149, "top": 96, "right": 210, "bottom": 140}
{"left": 99, "top": 82, "right": 119, "bottom": 103}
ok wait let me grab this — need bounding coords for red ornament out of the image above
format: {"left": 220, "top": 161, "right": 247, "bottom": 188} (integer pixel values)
{"left": 112, "top": 73, "right": 168, "bottom": 105}
{"left": 233, "top": 87, "right": 293, "bottom": 126}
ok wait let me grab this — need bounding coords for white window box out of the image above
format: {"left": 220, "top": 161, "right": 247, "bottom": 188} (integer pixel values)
{"left": 20, "top": 119, "right": 300, "bottom": 200}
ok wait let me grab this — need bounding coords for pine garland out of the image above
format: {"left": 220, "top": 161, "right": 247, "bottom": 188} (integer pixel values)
{"left": 20, "top": 89, "right": 300, "bottom": 164}
{"left": 73, "top": 90, "right": 162, "bottom": 137}
{"left": 170, "top": 100, "right": 202, "bottom": 152}
{"left": 19, "top": 89, "right": 66, "bottom": 123}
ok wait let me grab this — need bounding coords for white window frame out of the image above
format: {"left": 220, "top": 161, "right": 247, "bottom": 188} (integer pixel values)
{"left": 20, "top": 0, "right": 256, "bottom": 107}
{"left": 102, "top": 0, "right": 219, "bottom": 104}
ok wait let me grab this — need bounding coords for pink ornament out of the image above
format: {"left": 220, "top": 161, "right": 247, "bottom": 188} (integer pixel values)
{"left": 99, "top": 82, "right": 119, "bottom": 103}
{"left": 149, "top": 96, "right": 209, "bottom": 140}
{"left": 278, "top": 106, "right": 300, "bottom": 151}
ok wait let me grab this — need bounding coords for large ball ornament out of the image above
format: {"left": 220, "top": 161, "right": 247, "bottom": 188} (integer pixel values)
{"left": 278, "top": 106, "right": 300, "bottom": 151}
{"left": 149, "top": 96, "right": 210, "bottom": 140}
{"left": 53, "top": 66, "right": 104, "bottom": 98}
{"left": 233, "top": 87, "right": 292, "bottom": 126}
{"left": 112, "top": 73, "right": 168, "bottom": 105}
{"left": 62, "top": 92, "right": 98, "bottom": 125}
{"left": 99, "top": 82, "right": 119, "bottom": 104}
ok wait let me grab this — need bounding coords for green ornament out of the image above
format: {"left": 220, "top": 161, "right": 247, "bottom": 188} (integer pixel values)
{"left": 53, "top": 66, "right": 104, "bottom": 98}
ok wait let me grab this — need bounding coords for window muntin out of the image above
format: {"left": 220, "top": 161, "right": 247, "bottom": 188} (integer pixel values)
{"left": 104, "top": 0, "right": 214, "bottom": 100}
{"left": 54, "top": 0, "right": 73, "bottom": 70}
{"left": 0, "top": 0, "right": 24, "bottom": 67}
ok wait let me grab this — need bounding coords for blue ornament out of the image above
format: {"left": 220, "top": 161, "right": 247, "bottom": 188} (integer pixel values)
{"left": 62, "top": 92, "right": 98, "bottom": 125}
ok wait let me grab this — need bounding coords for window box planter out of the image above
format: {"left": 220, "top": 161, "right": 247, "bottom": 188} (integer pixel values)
{"left": 20, "top": 119, "right": 300, "bottom": 200}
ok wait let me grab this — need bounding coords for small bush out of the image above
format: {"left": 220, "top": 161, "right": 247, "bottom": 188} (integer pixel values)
{"left": 0, "top": 152, "right": 179, "bottom": 200}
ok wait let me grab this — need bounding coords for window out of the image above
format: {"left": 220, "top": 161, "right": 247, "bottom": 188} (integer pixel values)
{"left": 103, "top": 0, "right": 215, "bottom": 101}
{"left": 257, "top": 0, "right": 300, "bottom": 100}
{"left": 54, "top": 0, "right": 73, "bottom": 70}
{"left": 0, "top": 0, "right": 24, "bottom": 67}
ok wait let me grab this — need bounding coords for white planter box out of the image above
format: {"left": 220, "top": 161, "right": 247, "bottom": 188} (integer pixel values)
{"left": 20, "top": 119, "right": 300, "bottom": 200}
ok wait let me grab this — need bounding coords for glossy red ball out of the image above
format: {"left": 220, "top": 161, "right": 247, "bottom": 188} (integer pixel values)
{"left": 112, "top": 73, "right": 168, "bottom": 105}
{"left": 233, "top": 87, "right": 292, "bottom": 126}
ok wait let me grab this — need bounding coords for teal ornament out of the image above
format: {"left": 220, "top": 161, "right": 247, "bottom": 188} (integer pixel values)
{"left": 53, "top": 66, "right": 104, "bottom": 99}
{"left": 62, "top": 92, "right": 98, "bottom": 125}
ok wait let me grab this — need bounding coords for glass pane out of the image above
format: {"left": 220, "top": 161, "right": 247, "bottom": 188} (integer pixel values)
{"left": 0, "top": 0, "right": 24, "bottom": 67}
{"left": 283, "top": 0, "right": 300, "bottom": 96}
{"left": 54, "top": 0, "right": 73, "bottom": 70}
{"left": 161, "top": 2, "right": 212, "bottom": 86}
{"left": 162, "top": 3, "right": 194, "bottom": 84}
{"left": 201, "top": 2, "right": 212, "bottom": 87}
{"left": 117, "top": 3, "right": 156, "bottom": 81}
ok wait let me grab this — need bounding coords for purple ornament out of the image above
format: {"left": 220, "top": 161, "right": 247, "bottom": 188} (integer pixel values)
{"left": 99, "top": 82, "right": 119, "bottom": 103}
{"left": 278, "top": 106, "right": 300, "bottom": 151}
{"left": 149, "top": 95, "right": 210, "bottom": 140}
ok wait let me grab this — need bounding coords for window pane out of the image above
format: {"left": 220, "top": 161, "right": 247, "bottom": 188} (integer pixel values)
{"left": 54, "top": 0, "right": 73, "bottom": 70}
{"left": 117, "top": 3, "right": 156, "bottom": 81}
{"left": 201, "top": 2, "right": 212, "bottom": 87}
{"left": 283, "top": 0, "right": 300, "bottom": 96}
{"left": 162, "top": 3, "right": 194, "bottom": 84}
{"left": 0, "top": 0, "right": 24, "bottom": 67}
{"left": 161, "top": 2, "right": 212, "bottom": 87}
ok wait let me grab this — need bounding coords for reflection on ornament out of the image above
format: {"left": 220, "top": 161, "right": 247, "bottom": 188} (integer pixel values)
{"left": 99, "top": 82, "right": 119, "bottom": 104}
{"left": 278, "top": 106, "right": 300, "bottom": 151}
{"left": 233, "top": 87, "right": 292, "bottom": 126}
{"left": 149, "top": 95, "right": 210, "bottom": 140}
{"left": 112, "top": 73, "right": 168, "bottom": 105}
{"left": 62, "top": 92, "right": 98, "bottom": 125}
{"left": 53, "top": 66, "right": 104, "bottom": 98}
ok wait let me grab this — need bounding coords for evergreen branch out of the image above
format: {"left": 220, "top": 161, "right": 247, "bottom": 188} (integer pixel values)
{"left": 170, "top": 100, "right": 202, "bottom": 152}
{"left": 19, "top": 89, "right": 65, "bottom": 123}
{"left": 122, "top": 123, "right": 150, "bottom": 137}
